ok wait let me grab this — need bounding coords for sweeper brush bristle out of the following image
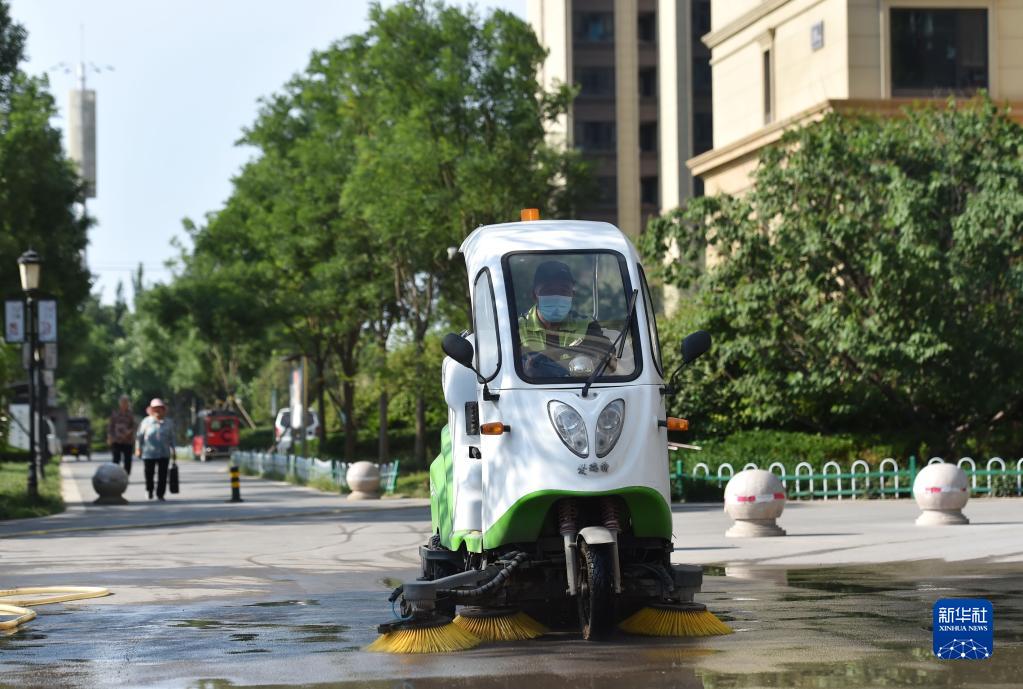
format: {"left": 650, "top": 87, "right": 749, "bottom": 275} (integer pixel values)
{"left": 367, "top": 622, "right": 481, "bottom": 653}
{"left": 452, "top": 610, "right": 549, "bottom": 641}
{"left": 619, "top": 605, "right": 733, "bottom": 637}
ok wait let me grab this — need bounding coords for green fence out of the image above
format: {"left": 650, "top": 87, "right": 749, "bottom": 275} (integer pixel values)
{"left": 232, "top": 451, "right": 400, "bottom": 494}
{"left": 671, "top": 455, "right": 1023, "bottom": 501}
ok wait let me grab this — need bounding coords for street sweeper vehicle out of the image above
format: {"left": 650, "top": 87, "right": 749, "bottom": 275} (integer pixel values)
{"left": 371, "top": 211, "right": 730, "bottom": 653}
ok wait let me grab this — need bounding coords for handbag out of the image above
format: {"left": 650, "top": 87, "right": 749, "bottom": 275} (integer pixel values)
{"left": 169, "top": 461, "right": 180, "bottom": 494}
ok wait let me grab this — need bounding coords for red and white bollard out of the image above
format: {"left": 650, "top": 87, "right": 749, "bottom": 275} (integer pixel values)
{"left": 724, "top": 469, "right": 787, "bottom": 537}
{"left": 913, "top": 463, "right": 969, "bottom": 526}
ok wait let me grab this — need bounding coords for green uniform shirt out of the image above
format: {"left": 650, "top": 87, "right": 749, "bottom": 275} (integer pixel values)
{"left": 518, "top": 305, "right": 609, "bottom": 361}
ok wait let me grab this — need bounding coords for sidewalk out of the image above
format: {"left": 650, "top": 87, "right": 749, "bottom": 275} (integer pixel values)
{"left": 0, "top": 452, "right": 428, "bottom": 539}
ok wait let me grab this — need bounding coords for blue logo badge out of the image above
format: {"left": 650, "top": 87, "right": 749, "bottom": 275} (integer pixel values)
{"left": 933, "top": 598, "right": 993, "bottom": 659}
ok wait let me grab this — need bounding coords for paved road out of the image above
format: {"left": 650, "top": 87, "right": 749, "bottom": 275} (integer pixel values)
{"left": 1, "top": 456, "right": 1021, "bottom": 688}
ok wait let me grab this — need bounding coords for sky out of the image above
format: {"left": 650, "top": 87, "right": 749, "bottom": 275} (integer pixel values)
{"left": 10, "top": 0, "right": 524, "bottom": 304}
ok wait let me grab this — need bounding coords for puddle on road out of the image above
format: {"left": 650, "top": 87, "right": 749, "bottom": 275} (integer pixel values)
{"left": 246, "top": 599, "right": 320, "bottom": 608}
{"left": 1, "top": 561, "right": 1020, "bottom": 689}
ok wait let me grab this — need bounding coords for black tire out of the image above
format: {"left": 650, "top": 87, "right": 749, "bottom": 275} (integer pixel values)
{"left": 577, "top": 541, "right": 615, "bottom": 640}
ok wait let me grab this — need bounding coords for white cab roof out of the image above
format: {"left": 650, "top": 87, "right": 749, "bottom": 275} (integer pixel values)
{"left": 460, "top": 220, "right": 639, "bottom": 270}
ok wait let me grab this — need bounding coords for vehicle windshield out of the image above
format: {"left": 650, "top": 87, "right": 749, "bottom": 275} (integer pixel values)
{"left": 504, "top": 251, "right": 640, "bottom": 384}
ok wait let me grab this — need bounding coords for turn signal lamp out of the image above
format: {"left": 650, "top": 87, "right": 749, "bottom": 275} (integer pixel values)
{"left": 520, "top": 208, "right": 540, "bottom": 221}
{"left": 481, "top": 422, "right": 509, "bottom": 435}
{"left": 660, "top": 417, "right": 689, "bottom": 432}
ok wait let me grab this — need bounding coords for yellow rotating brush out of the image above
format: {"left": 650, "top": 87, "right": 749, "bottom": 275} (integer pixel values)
{"left": 619, "top": 603, "right": 732, "bottom": 637}
{"left": 452, "top": 607, "right": 548, "bottom": 641}
{"left": 368, "top": 617, "right": 481, "bottom": 654}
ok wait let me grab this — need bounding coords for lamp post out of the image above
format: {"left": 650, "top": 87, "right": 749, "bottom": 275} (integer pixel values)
{"left": 18, "top": 250, "right": 41, "bottom": 501}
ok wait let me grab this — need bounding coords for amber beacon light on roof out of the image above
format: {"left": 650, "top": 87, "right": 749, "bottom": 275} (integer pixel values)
{"left": 520, "top": 208, "right": 540, "bottom": 221}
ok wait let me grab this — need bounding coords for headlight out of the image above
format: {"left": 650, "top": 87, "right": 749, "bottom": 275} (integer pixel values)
{"left": 595, "top": 399, "right": 625, "bottom": 458}
{"left": 548, "top": 401, "right": 588, "bottom": 457}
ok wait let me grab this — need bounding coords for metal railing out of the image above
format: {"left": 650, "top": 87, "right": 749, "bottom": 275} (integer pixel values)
{"left": 232, "top": 451, "right": 400, "bottom": 494}
{"left": 671, "top": 456, "right": 1023, "bottom": 501}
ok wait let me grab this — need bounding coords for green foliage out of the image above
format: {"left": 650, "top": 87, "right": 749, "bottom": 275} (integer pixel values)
{"left": 0, "top": 458, "right": 63, "bottom": 519}
{"left": 645, "top": 96, "right": 1023, "bottom": 453}
{"left": 394, "top": 470, "right": 430, "bottom": 498}
{"left": 987, "top": 475, "right": 1019, "bottom": 498}
{"left": 674, "top": 476, "right": 724, "bottom": 503}
{"left": 238, "top": 426, "right": 275, "bottom": 452}
{"left": 130, "top": 1, "right": 587, "bottom": 463}
{"left": 0, "top": 1, "right": 91, "bottom": 423}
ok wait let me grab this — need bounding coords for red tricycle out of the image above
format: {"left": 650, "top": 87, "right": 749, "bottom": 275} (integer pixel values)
{"left": 191, "top": 409, "right": 240, "bottom": 462}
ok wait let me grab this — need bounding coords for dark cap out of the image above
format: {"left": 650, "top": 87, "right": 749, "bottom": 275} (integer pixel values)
{"left": 533, "top": 261, "right": 575, "bottom": 290}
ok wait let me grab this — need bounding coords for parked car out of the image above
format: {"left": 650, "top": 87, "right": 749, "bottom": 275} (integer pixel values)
{"left": 191, "top": 409, "right": 241, "bottom": 461}
{"left": 273, "top": 408, "right": 319, "bottom": 442}
{"left": 63, "top": 416, "right": 92, "bottom": 461}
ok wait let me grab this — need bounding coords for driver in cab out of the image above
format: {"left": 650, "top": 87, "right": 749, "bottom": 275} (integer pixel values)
{"left": 519, "top": 261, "right": 615, "bottom": 378}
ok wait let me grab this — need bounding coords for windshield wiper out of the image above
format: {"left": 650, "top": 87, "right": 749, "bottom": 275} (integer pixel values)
{"left": 582, "top": 289, "right": 638, "bottom": 398}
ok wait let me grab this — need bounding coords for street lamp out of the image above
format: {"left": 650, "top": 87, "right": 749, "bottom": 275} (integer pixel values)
{"left": 18, "top": 249, "right": 41, "bottom": 500}
{"left": 18, "top": 249, "right": 41, "bottom": 292}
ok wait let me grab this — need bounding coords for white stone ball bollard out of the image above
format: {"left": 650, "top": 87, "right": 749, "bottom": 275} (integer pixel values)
{"left": 92, "top": 463, "right": 130, "bottom": 505}
{"left": 346, "top": 461, "right": 381, "bottom": 500}
{"left": 724, "top": 469, "right": 787, "bottom": 537}
{"left": 913, "top": 463, "right": 970, "bottom": 526}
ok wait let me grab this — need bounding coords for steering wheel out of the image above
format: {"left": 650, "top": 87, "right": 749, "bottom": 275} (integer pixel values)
{"left": 522, "top": 352, "right": 570, "bottom": 378}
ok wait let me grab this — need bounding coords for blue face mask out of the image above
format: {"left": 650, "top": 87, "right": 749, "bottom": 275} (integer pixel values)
{"left": 538, "top": 295, "right": 572, "bottom": 323}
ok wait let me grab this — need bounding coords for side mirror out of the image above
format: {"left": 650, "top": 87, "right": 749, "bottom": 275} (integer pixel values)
{"left": 681, "top": 330, "right": 711, "bottom": 365}
{"left": 442, "top": 333, "right": 476, "bottom": 370}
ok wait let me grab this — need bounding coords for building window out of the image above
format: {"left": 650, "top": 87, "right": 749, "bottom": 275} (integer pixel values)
{"left": 763, "top": 49, "right": 773, "bottom": 124}
{"left": 639, "top": 66, "right": 657, "bottom": 98}
{"left": 641, "top": 176, "right": 658, "bottom": 207}
{"left": 890, "top": 8, "right": 988, "bottom": 96}
{"left": 596, "top": 176, "right": 617, "bottom": 208}
{"left": 574, "top": 12, "right": 614, "bottom": 42}
{"left": 693, "top": 56, "right": 711, "bottom": 95}
{"left": 638, "top": 12, "right": 656, "bottom": 42}
{"left": 693, "top": 112, "right": 713, "bottom": 154}
{"left": 692, "top": 0, "right": 711, "bottom": 39}
{"left": 576, "top": 67, "right": 615, "bottom": 97}
{"left": 693, "top": 177, "right": 705, "bottom": 198}
{"left": 575, "top": 121, "right": 616, "bottom": 151}
{"left": 639, "top": 122, "right": 657, "bottom": 152}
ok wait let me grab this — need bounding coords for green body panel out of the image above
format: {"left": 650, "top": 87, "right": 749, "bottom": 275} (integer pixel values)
{"left": 482, "top": 486, "right": 672, "bottom": 550}
{"left": 430, "top": 423, "right": 670, "bottom": 553}
{"left": 450, "top": 529, "right": 483, "bottom": 554}
{"left": 429, "top": 425, "right": 454, "bottom": 547}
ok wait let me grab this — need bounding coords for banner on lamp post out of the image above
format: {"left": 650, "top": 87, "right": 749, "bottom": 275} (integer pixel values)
{"left": 37, "top": 300, "right": 57, "bottom": 343}
{"left": 290, "top": 362, "right": 303, "bottom": 431}
{"left": 5, "top": 300, "right": 24, "bottom": 343}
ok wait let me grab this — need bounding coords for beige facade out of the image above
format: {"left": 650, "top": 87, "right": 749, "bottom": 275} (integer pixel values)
{"left": 690, "top": 0, "right": 1023, "bottom": 195}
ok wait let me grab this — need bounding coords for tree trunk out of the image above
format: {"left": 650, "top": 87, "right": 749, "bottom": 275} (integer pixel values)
{"left": 343, "top": 380, "right": 356, "bottom": 461}
{"left": 316, "top": 356, "right": 327, "bottom": 445}
{"left": 378, "top": 391, "right": 389, "bottom": 462}
{"left": 414, "top": 393, "right": 426, "bottom": 466}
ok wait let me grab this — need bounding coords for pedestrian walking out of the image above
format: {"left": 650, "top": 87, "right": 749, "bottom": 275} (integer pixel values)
{"left": 136, "top": 398, "right": 176, "bottom": 501}
{"left": 107, "top": 395, "right": 136, "bottom": 476}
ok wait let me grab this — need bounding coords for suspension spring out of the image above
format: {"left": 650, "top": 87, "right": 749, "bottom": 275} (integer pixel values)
{"left": 557, "top": 499, "right": 579, "bottom": 535}
{"left": 600, "top": 496, "right": 624, "bottom": 532}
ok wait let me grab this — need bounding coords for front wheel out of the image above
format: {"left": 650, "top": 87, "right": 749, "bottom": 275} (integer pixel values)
{"left": 577, "top": 541, "right": 615, "bottom": 640}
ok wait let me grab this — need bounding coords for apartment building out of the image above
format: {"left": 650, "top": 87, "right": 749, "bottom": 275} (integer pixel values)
{"left": 529, "top": 0, "right": 713, "bottom": 237}
{"left": 689, "top": 0, "right": 1023, "bottom": 195}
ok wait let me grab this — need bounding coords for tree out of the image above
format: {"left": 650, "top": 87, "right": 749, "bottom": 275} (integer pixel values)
{"left": 643, "top": 96, "right": 1023, "bottom": 450}
{"left": 341, "top": 0, "right": 589, "bottom": 463}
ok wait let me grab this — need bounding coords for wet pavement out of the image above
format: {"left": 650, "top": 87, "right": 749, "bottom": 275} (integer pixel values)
{"left": 2, "top": 458, "right": 1021, "bottom": 688}
{"left": 2, "top": 561, "right": 1021, "bottom": 688}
